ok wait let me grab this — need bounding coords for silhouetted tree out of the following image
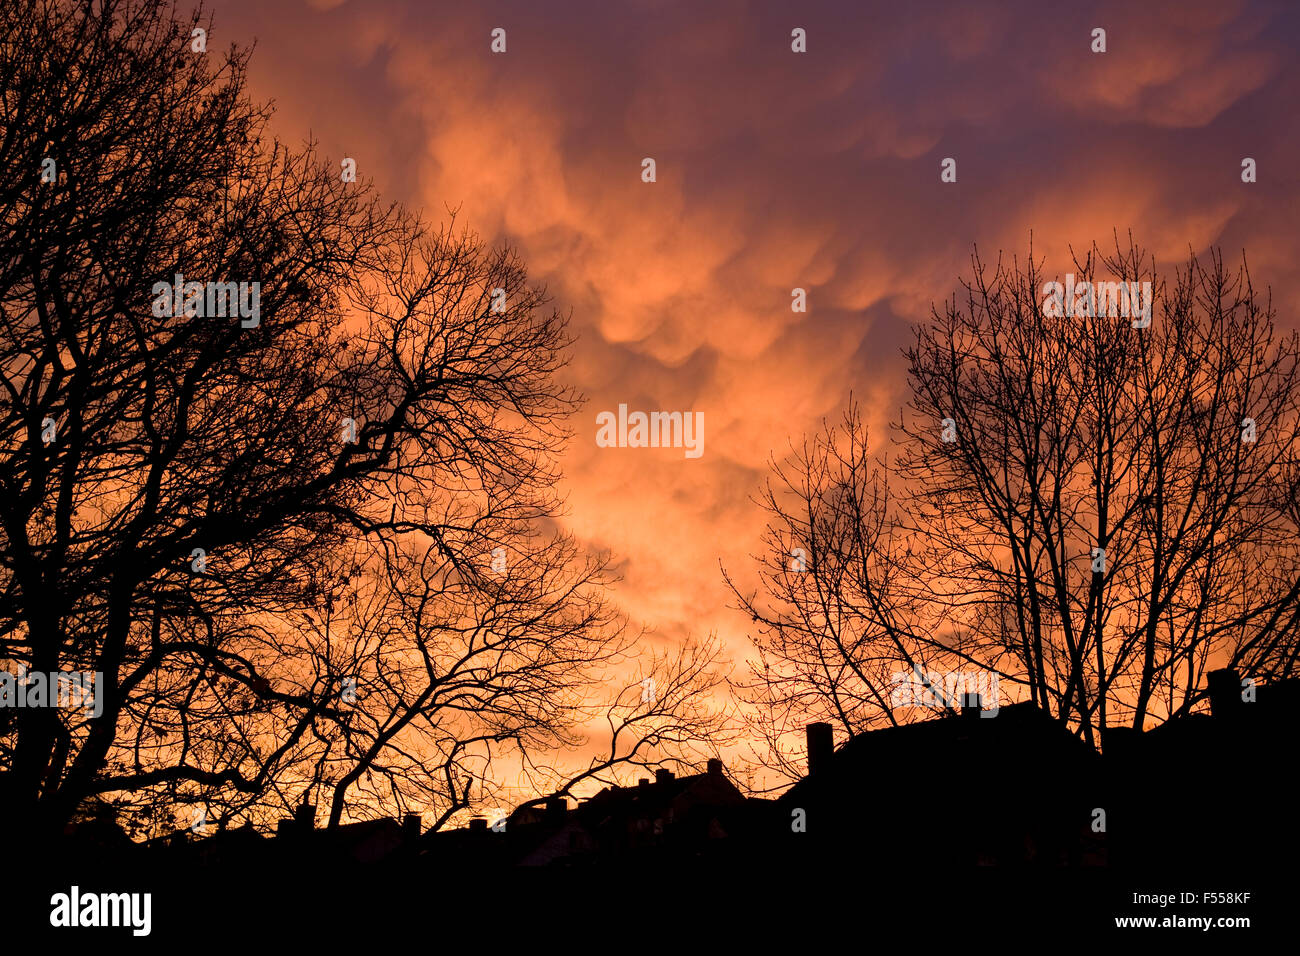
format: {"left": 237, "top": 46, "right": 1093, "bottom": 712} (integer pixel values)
{"left": 0, "top": 0, "right": 728, "bottom": 841}
{"left": 727, "top": 238, "right": 1300, "bottom": 780}
{"left": 140, "top": 536, "right": 734, "bottom": 835}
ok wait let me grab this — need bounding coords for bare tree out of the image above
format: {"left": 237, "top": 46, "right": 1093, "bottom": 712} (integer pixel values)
{"left": 0, "top": 0, "right": 730, "bottom": 842}
{"left": 267, "top": 538, "right": 732, "bottom": 833}
{"left": 728, "top": 237, "right": 1300, "bottom": 781}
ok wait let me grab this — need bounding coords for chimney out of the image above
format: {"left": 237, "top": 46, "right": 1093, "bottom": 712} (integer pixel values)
{"left": 403, "top": 813, "right": 421, "bottom": 838}
{"left": 706, "top": 758, "right": 723, "bottom": 777}
{"left": 962, "top": 693, "right": 982, "bottom": 720}
{"left": 806, "top": 722, "right": 834, "bottom": 776}
{"left": 544, "top": 797, "right": 567, "bottom": 825}
{"left": 278, "top": 799, "right": 314, "bottom": 839}
{"left": 637, "top": 778, "right": 650, "bottom": 790}
{"left": 1207, "top": 668, "right": 1244, "bottom": 718}
{"left": 655, "top": 768, "right": 674, "bottom": 786}
{"left": 468, "top": 816, "right": 488, "bottom": 834}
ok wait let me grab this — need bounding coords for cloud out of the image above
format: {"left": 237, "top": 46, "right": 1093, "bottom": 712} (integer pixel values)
{"left": 214, "top": 0, "right": 1300, "bottom": 702}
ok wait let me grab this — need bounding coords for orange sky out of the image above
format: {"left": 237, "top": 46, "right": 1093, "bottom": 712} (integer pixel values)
{"left": 206, "top": 0, "right": 1300, "bottom": 745}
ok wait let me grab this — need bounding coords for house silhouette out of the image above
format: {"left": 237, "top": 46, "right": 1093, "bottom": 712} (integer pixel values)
{"left": 772, "top": 697, "right": 1104, "bottom": 868}
{"left": 1102, "top": 668, "right": 1300, "bottom": 872}
{"left": 418, "top": 760, "right": 758, "bottom": 867}
{"left": 56, "top": 669, "right": 1296, "bottom": 877}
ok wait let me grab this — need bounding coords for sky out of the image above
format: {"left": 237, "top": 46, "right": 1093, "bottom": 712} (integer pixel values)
{"left": 206, "top": 0, "right": 1300, "bottom": 720}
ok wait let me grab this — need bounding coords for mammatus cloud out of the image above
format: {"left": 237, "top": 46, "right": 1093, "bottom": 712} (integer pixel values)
{"left": 220, "top": 0, "right": 1300, "bottom": 681}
